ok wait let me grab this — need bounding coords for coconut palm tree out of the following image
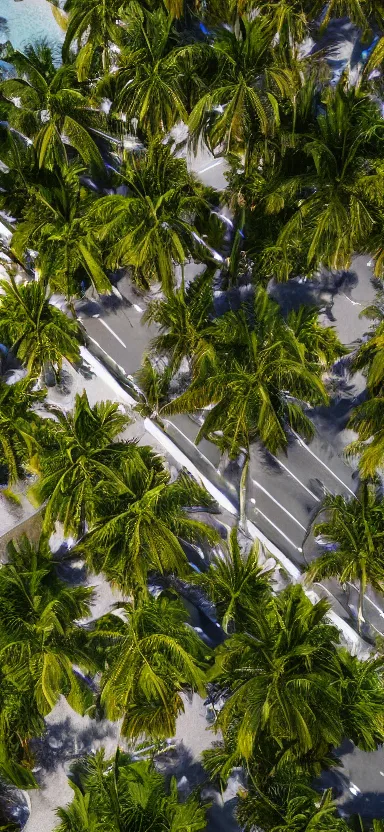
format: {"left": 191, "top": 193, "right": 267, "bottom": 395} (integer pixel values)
{"left": 29, "top": 391, "right": 133, "bottom": 537}
{"left": 92, "top": 139, "right": 209, "bottom": 294}
{"left": 188, "top": 17, "right": 294, "bottom": 160}
{"left": 79, "top": 461, "right": 219, "bottom": 593}
{"left": 350, "top": 299, "right": 384, "bottom": 394}
{"left": 212, "top": 585, "right": 344, "bottom": 764}
{"left": 264, "top": 84, "right": 384, "bottom": 275}
{"left": 305, "top": 482, "right": 384, "bottom": 632}
{"left": 11, "top": 162, "right": 111, "bottom": 300}
{"left": 315, "top": 0, "right": 384, "bottom": 33}
{"left": 0, "top": 667, "right": 44, "bottom": 789}
{"left": 237, "top": 780, "right": 349, "bottom": 832}
{"left": 95, "top": 593, "right": 210, "bottom": 740}
{"left": 0, "top": 43, "right": 104, "bottom": 169}
{"left": 162, "top": 287, "right": 334, "bottom": 525}
{"left": 0, "top": 275, "right": 81, "bottom": 379}
{"left": 347, "top": 396, "right": 384, "bottom": 478}
{"left": 240, "top": 1, "right": 312, "bottom": 55}
{"left": 0, "top": 535, "right": 96, "bottom": 767}
{"left": 192, "top": 526, "right": 273, "bottom": 632}
{"left": 337, "top": 648, "right": 384, "bottom": 752}
{"left": 54, "top": 747, "right": 207, "bottom": 832}
{"left": 0, "top": 376, "right": 45, "bottom": 485}
{"left": 102, "top": 7, "right": 189, "bottom": 139}
{"left": 63, "top": 0, "right": 124, "bottom": 75}
{"left": 0, "top": 125, "right": 41, "bottom": 221}
{"left": 142, "top": 267, "right": 214, "bottom": 373}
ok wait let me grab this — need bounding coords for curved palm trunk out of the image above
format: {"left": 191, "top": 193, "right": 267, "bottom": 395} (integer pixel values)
{"left": 239, "top": 452, "right": 249, "bottom": 532}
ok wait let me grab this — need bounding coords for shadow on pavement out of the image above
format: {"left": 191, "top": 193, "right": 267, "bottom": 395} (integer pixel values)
{"left": 31, "top": 716, "right": 119, "bottom": 776}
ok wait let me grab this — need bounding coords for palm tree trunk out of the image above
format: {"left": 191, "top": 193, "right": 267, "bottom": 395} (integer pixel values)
{"left": 358, "top": 576, "right": 365, "bottom": 634}
{"left": 239, "top": 452, "right": 249, "bottom": 531}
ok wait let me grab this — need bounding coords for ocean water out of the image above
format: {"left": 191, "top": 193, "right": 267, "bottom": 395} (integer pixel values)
{"left": 0, "top": 0, "right": 64, "bottom": 54}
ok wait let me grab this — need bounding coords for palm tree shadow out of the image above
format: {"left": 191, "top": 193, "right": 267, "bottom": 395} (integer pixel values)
{"left": 155, "top": 742, "right": 208, "bottom": 790}
{"left": 340, "top": 792, "right": 384, "bottom": 820}
{"left": 207, "top": 796, "right": 240, "bottom": 832}
{"left": 30, "top": 714, "right": 120, "bottom": 776}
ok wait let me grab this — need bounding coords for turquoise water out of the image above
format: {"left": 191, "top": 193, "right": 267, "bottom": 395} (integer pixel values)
{"left": 0, "top": 0, "right": 64, "bottom": 53}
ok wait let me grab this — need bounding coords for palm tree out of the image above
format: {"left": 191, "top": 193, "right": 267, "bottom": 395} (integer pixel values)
{"left": 79, "top": 460, "right": 219, "bottom": 593}
{"left": 0, "top": 125, "right": 41, "bottom": 221}
{"left": 188, "top": 17, "right": 294, "bottom": 161}
{"left": 0, "top": 535, "right": 96, "bottom": 774}
{"left": 0, "top": 376, "right": 45, "bottom": 484}
{"left": 315, "top": 0, "right": 384, "bottom": 33}
{"left": 63, "top": 0, "right": 124, "bottom": 75}
{"left": 92, "top": 139, "right": 209, "bottom": 295}
{"left": 54, "top": 747, "right": 207, "bottom": 832}
{"left": 11, "top": 162, "right": 111, "bottom": 300}
{"left": 29, "top": 391, "right": 133, "bottom": 537}
{"left": 347, "top": 396, "right": 384, "bottom": 478}
{"left": 337, "top": 648, "right": 384, "bottom": 752}
{"left": 0, "top": 275, "right": 81, "bottom": 378}
{"left": 212, "top": 585, "right": 344, "bottom": 764}
{"left": 305, "top": 482, "right": 384, "bottom": 632}
{"left": 0, "top": 43, "right": 104, "bottom": 169}
{"left": 237, "top": 779, "right": 349, "bottom": 832}
{"left": 95, "top": 593, "right": 210, "bottom": 740}
{"left": 264, "top": 84, "right": 384, "bottom": 275}
{"left": 193, "top": 526, "right": 272, "bottom": 632}
{"left": 350, "top": 299, "right": 384, "bottom": 394}
{"left": 103, "top": 7, "right": 188, "bottom": 139}
{"left": 142, "top": 267, "right": 214, "bottom": 373}
{"left": 134, "top": 357, "right": 173, "bottom": 420}
{"left": 162, "top": 287, "right": 333, "bottom": 525}
{"left": 241, "top": 1, "right": 312, "bottom": 56}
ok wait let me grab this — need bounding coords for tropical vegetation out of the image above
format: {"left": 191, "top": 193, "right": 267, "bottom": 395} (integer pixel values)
{"left": 3, "top": 0, "right": 384, "bottom": 830}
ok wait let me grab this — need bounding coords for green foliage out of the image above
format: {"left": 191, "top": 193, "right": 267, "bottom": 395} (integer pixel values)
{"left": 91, "top": 139, "right": 210, "bottom": 294}
{"left": 0, "top": 376, "right": 45, "bottom": 485}
{"left": 212, "top": 585, "right": 343, "bottom": 765}
{"left": 11, "top": 162, "right": 111, "bottom": 299}
{"left": 142, "top": 267, "right": 214, "bottom": 373}
{"left": 306, "top": 482, "right": 384, "bottom": 631}
{"left": 94, "top": 593, "right": 210, "bottom": 740}
{"left": 0, "top": 535, "right": 96, "bottom": 781}
{"left": 54, "top": 747, "right": 207, "bottom": 831}
{"left": 29, "top": 390, "right": 132, "bottom": 537}
{"left": 0, "top": 43, "right": 105, "bottom": 169}
{"left": 63, "top": 0, "right": 124, "bottom": 75}
{"left": 256, "top": 83, "right": 384, "bottom": 276}
{"left": 0, "top": 275, "right": 81, "bottom": 376}
{"left": 162, "top": 285, "right": 336, "bottom": 457}
{"left": 192, "top": 526, "right": 273, "bottom": 632}
{"left": 102, "top": 6, "right": 190, "bottom": 139}
{"left": 188, "top": 16, "right": 294, "bottom": 158}
{"left": 79, "top": 458, "right": 219, "bottom": 593}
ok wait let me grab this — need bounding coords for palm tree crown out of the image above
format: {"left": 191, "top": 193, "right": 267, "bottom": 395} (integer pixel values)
{"left": 95, "top": 593, "right": 210, "bottom": 740}
{"left": 0, "top": 276, "right": 81, "bottom": 377}
{"left": 193, "top": 526, "right": 272, "bottom": 632}
{"left": 0, "top": 534, "right": 95, "bottom": 777}
{"left": 0, "top": 376, "right": 45, "bottom": 484}
{"left": 54, "top": 748, "right": 207, "bottom": 832}
{"left": 92, "top": 139, "right": 209, "bottom": 294}
{"left": 30, "top": 391, "right": 132, "bottom": 536}
{"left": 0, "top": 43, "right": 104, "bottom": 170}
{"left": 11, "top": 162, "right": 110, "bottom": 300}
{"left": 79, "top": 458, "right": 219, "bottom": 593}
{"left": 162, "top": 286, "right": 333, "bottom": 457}
{"left": 306, "top": 482, "right": 384, "bottom": 631}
